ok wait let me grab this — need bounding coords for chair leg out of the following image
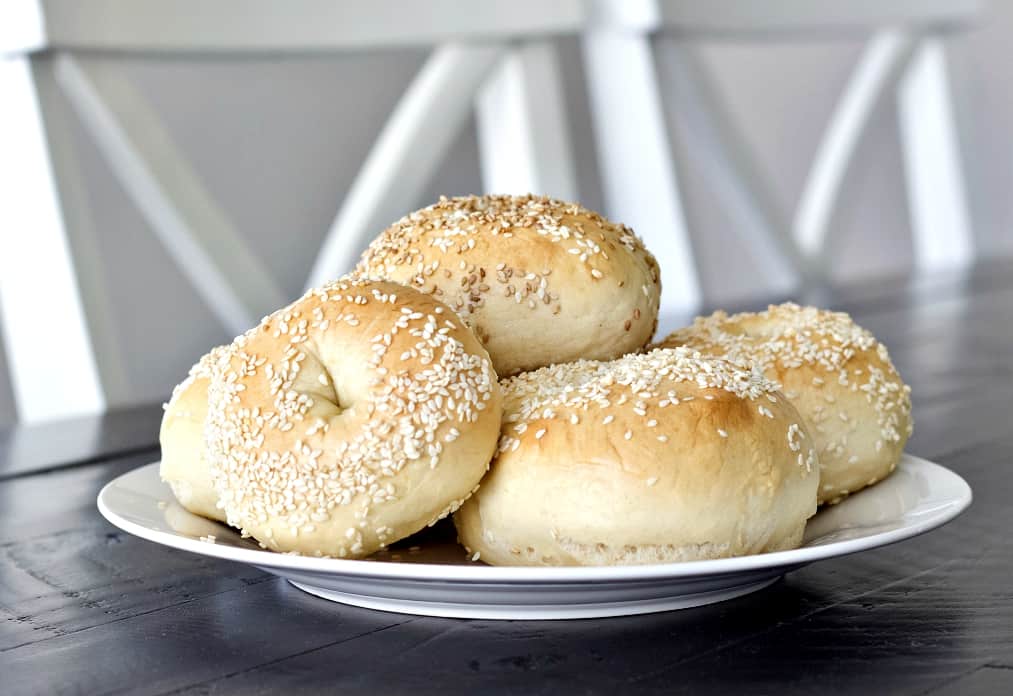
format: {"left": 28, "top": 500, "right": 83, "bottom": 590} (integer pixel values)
{"left": 307, "top": 43, "right": 505, "bottom": 290}
{"left": 32, "top": 56, "right": 133, "bottom": 408}
{"left": 582, "top": 30, "right": 701, "bottom": 314}
{"left": 0, "top": 55, "right": 105, "bottom": 422}
{"left": 897, "top": 37, "right": 974, "bottom": 271}
{"left": 475, "top": 39, "right": 578, "bottom": 201}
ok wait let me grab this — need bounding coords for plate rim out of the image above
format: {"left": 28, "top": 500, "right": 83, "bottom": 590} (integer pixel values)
{"left": 97, "top": 453, "right": 972, "bottom": 583}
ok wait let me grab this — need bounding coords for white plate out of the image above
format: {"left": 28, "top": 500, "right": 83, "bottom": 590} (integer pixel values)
{"left": 97, "top": 454, "right": 971, "bottom": 620}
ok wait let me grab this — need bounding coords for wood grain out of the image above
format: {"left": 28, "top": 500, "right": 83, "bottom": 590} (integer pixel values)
{"left": 2, "top": 260, "right": 1012, "bottom": 695}
{"left": 0, "top": 403, "right": 162, "bottom": 481}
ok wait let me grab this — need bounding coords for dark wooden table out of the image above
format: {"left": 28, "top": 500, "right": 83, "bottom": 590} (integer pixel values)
{"left": 3, "top": 261, "right": 1013, "bottom": 695}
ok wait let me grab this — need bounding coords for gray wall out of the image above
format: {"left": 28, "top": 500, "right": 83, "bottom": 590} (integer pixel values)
{"left": 3, "top": 5, "right": 1012, "bottom": 426}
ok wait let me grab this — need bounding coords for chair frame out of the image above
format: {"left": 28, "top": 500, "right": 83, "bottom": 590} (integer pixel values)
{"left": 582, "top": 0, "right": 977, "bottom": 306}
{"left": 0, "top": 0, "right": 583, "bottom": 422}
{"left": 0, "top": 0, "right": 979, "bottom": 422}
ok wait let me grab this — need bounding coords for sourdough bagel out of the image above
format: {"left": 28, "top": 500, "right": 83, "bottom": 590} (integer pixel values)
{"left": 355, "top": 194, "right": 661, "bottom": 376}
{"left": 453, "top": 348, "right": 819, "bottom": 566}
{"left": 159, "top": 345, "right": 230, "bottom": 522}
{"left": 204, "top": 277, "right": 503, "bottom": 557}
{"left": 656, "top": 303, "right": 912, "bottom": 504}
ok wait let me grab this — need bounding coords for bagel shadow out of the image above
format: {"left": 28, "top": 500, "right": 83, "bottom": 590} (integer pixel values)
{"left": 374, "top": 574, "right": 969, "bottom": 694}
{"left": 107, "top": 564, "right": 969, "bottom": 694}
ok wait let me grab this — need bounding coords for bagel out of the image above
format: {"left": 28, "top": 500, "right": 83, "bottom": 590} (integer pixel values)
{"left": 355, "top": 194, "right": 661, "bottom": 376}
{"left": 159, "top": 345, "right": 230, "bottom": 522}
{"left": 453, "top": 348, "right": 819, "bottom": 566}
{"left": 204, "top": 277, "right": 503, "bottom": 557}
{"left": 656, "top": 303, "right": 912, "bottom": 504}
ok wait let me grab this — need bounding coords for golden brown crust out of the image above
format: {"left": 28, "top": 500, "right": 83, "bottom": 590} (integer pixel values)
{"left": 203, "top": 277, "right": 503, "bottom": 557}
{"left": 355, "top": 194, "right": 661, "bottom": 376}
{"left": 654, "top": 303, "right": 913, "bottom": 504}
{"left": 453, "top": 348, "right": 819, "bottom": 566}
{"left": 159, "top": 345, "right": 231, "bottom": 522}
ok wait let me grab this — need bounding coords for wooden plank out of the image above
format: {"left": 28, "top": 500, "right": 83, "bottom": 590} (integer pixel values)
{"left": 0, "top": 454, "right": 271, "bottom": 653}
{"left": 923, "top": 666, "right": 1013, "bottom": 695}
{"left": 0, "top": 403, "right": 161, "bottom": 481}
{"left": 1, "top": 581, "right": 411, "bottom": 694}
{"left": 54, "top": 54, "right": 287, "bottom": 335}
{"left": 0, "top": 0, "right": 45, "bottom": 55}
{"left": 30, "top": 55, "right": 133, "bottom": 408}
{"left": 475, "top": 40, "right": 579, "bottom": 201}
{"left": 793, "top": 30, "right": 917, "bottom": 273}
{"left": 306, "top": 43, "right": 504, "bottom": 289}
{"left": 167, "top": 438, "right": 1013, "bottom": 695}
{"left": 2, "top": 263, "right": 1013, "bottom": 694}
{"left": 655, "top": 37, "right": 807, "bottom": 292}
{"left": 591, "top": 0, "right": 980, "bottom": 36}
{"left": 897, "top": 39, "right": 975, "bottom": 272}
{"left": 0, "top": 55, "right": 105, "bottom": 423}
{"left": 2, "top": 0, "right": 585, "bottom": 56}
{"left": 582, "top": 30, "right": 701, "bottom": 313}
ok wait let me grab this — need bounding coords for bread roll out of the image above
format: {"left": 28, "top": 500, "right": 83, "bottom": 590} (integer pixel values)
{"left": 204, "top": 277, "right": 503, "bottom": 557}
{"left": 454, "top": 348, "right": 819, "bottom": 566}
{"left": 159, "top": 345, "right": 230, "bottom": 522}
{"left": 355, "top": 194, "right": 661, "bottom": 376}
{"left": 656, "top": 303, "right": 912, "bottom": 504}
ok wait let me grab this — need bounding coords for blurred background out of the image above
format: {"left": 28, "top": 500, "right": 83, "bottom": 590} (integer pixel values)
{"left": 1, "top": 0, "right": 1011, "bottom": 427}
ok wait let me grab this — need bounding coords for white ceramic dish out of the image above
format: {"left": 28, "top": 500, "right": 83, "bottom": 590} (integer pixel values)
{"left": 97, "top": 454, "right": 971, "bottom": 620}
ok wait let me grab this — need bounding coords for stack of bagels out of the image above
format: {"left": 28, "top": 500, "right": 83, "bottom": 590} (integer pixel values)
{"left": 160, "top": 194, "right": 912, "bottom": 565}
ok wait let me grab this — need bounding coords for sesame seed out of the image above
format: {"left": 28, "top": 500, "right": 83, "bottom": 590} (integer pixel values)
{"left": 717, "top": 428, "right": 728, "bottom": 438}
{"left": 353, "top": 194, "right": 659, "bottom": 332}
{"left": 202, "top": 277, "right": 498, "bottom": 557}
{"left": 646, "top": 477, "right": 658, "bottom": 487}
{"left": 654, "top": 302, "right": 912, "bottom": 467}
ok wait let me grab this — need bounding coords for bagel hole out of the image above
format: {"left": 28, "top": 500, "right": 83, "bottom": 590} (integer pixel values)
{"left": 302, "top": 350, "right": 349, "bottom": 416}
{"left": 315, "top": 369, "right": 346, "bottom": 413}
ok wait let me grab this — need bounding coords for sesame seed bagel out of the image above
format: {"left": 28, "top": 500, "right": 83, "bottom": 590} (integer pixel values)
{"left": 656, "top": 303, "right": 913, "bottom": 505}
{"left": 205, "top": 277, "right": 503, "bottom": 558}
{"left": 159, "top": 345, "right": 231, "bottom": 522}
{"left": 453, "top": 348, "right": 819, "bottom": 567}
{"left": 355, "top": 194, "right": 662, "bottom": 376}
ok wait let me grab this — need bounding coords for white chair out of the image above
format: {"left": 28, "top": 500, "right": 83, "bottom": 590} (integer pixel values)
{"left": 0, "top": 0, "right": 584, "bottom": 423}
{"left": 582, "top": 0, "right": 979, "bottom": 311}
{"left": 0, "top": 0, "right": 981, "bottom": 424}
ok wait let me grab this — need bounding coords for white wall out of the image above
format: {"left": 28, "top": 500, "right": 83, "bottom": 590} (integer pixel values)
{"left": 2, "top": 5, "right": 1012, "bottom": 426}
